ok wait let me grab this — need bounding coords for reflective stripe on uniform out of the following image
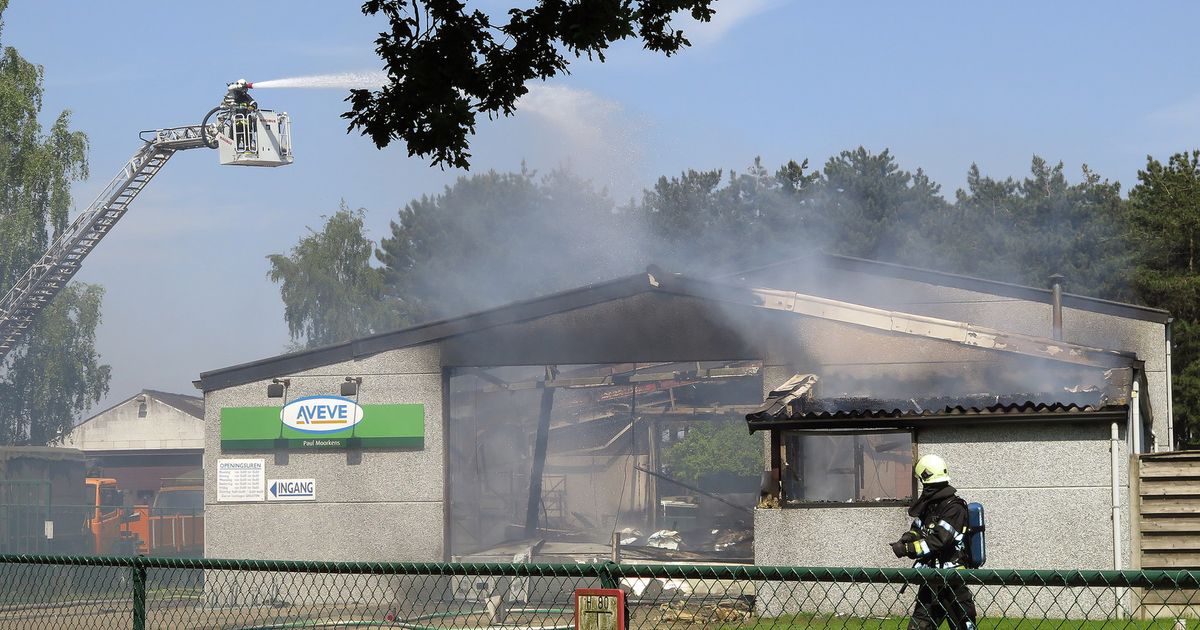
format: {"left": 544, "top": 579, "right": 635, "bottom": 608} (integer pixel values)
{"left": 938, "top": 520, "right": 964, "bottom": 541}
{"left": 916, "top": 559, "right": 961, "bottom": 569}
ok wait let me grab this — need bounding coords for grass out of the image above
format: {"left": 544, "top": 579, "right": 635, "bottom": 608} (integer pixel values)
{"left": 722, "top": 613, "right": 1196, "bottom": 629}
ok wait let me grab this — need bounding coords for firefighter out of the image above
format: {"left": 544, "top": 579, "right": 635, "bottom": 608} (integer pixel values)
{"left": 221, "top": 80, "right": 258, "bottom": 154}
{"left": 223, "top": 79, "right": 258, "bottom": 111}
{"left": 889, "top": 454, "right": 977, "bottom": 630}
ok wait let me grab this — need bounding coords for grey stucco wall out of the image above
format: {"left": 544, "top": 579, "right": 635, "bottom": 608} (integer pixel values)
{"left": 756, "top": 421, "right": 1129, "bottom": 570}
{"left": 61, "top": 396, "right": 203, "bottom": 451}
{"left": 203, "top": 343, "right": 444, "bottom": 562}
{"left": 754, "top": 421, "right": 1130, "bottom": 618}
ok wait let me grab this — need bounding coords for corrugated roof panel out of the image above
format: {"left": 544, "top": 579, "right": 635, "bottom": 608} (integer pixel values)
{"left": 746, "top": 391, "right": 1128, "bottom": 430}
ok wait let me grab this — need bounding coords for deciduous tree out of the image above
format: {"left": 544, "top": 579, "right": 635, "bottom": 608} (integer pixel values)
{"left": 661, "top": 421, "right": 763, "bottom": 486}
{"left": 345, "top": 0, "right": 716, "bottom": 168}
{"left": 375, "top": 167, "right": 628, "bottom": 322}
{"left": 0, "top": 2, "right": 110, "bottom": 444}
{"left": 267, "top": 203, "right": 394, "bottom": 348}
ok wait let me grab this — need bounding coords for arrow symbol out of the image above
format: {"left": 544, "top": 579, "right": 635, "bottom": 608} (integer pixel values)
{"left": 269, "top": 482, "right": 278, "bottom": 497}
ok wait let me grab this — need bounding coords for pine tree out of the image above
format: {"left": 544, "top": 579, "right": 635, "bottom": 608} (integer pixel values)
{"left": 1129, "top": 151, "right": 1200, "bottom": 445}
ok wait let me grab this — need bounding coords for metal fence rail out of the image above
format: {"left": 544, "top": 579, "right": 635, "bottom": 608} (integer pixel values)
{"left": 1, "top": 555, "right": 1199, "bottom": 628}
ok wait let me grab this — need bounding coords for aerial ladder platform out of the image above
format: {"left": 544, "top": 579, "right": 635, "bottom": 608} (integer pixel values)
{"left": 0, "top": 81, "right": 291, "bottom": 361}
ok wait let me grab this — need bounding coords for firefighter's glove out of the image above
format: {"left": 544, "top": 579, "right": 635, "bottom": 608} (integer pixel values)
{"left": 899, "top": 529, "right": 920, "bottom": 543}
{"left": 890, "top": 541, "right": 907, "bottom": 558}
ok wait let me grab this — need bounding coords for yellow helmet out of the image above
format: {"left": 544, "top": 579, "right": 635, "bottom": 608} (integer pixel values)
{"left": 914, "top": 454, "right": 950, "bottom": 484}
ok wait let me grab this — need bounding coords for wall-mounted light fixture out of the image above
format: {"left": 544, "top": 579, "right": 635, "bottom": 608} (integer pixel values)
{"left": 267, "top": 378, "right": 291, "bottom": 399}
{"left": 340, "top": 376, "right": 363, "bottom": 397}
{"left": 343, "top": 377, "right": 364, "bottom": 455}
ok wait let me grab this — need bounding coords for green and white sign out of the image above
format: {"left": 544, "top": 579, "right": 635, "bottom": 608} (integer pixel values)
{"left": 221, "top": 396, "right": 424, "bottom": 450}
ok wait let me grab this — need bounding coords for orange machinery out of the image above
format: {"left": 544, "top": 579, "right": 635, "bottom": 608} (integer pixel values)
{"left": 84, "top": 477, "right": 141, "bottom": 555}
{"left": 85, "top": 476, "right": 204, "bottom": 556}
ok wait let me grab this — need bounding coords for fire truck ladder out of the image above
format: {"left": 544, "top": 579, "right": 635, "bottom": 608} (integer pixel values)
{"left": 0, "top": 125, "right": 213, "bottom": 361}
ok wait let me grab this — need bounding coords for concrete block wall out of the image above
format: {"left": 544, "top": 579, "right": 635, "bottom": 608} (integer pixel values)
{"left": 62, "top": 395, "right": 203, "bottom": 451}
{"left": 203, "top": 343, "right": 445, "bottom": 563}
{"left": 922, "top": 422, "right": 1130, "bottom": 571}
{"left": 754, "top": 421, "right": 1130, "bottom": 619}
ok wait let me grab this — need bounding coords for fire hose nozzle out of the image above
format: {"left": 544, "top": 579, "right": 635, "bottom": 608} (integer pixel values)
{"left": 227, "top": 79, "right": 252, "bottom": 92}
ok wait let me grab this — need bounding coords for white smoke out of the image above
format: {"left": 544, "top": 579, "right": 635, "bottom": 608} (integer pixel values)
{"left": 253, "top": 70, "right": 644, "bottom": 196}
{"left": 517, "top": 84, "right": 645, "bottom": 198}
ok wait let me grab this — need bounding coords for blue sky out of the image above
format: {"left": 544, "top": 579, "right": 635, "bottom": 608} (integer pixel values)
{"left": 3, "top": 1, "right": 1200, "bottom": 414}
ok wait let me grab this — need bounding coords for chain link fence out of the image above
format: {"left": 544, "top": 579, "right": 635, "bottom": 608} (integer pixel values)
{"left": 0, "top": 556, "right": 1199, "bottom": 628}
{"left": 0, "top": 503, "right": 203, "bottom": 557}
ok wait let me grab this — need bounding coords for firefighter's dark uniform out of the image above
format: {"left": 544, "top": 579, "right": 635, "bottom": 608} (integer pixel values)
{"left": 892, "top": 482, "right": 977, "bottom": 630}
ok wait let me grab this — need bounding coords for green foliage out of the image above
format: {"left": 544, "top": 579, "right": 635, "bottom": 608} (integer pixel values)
{"left": 640, "top": 157, "right": 824, "bottom": 270}
{"left": 1129, "top": 151, "right": 1200, "bottom": 446}
{"left": 267, "top": 203, "right": 395, "bottom": 348}
{"left": 661, "top": 422, "right": 763, "bottom": 486}
{"left": 375, "top": 167, "right": 625, "bottom": 322}
{"left": 0, "top": 284, "right": 110, "bottom": 445}
{"left": 949, "top": 158, "right": 1131, "bottom": 300}
{"left": 279, "top": 146, "right": 1200, "bottom": 447}
{"left": 0, "top": 3, "right": 108, "bottom": 444}
{"left": 345, "top": 0, "right": 715, "bottom": 168}
{"left": 816, "top": 147, "right": 949, "bottom": 263}
{"left": 637, "top": 149, "right": 952, "bottom": 273}
{"left": 1171, "top": 319, "right": 1200, "bottom": 448}
{"left": 637, "top": 150, "right": 1133, "bottom": 302}
{"left": 1128, "top": 151, "right": 1200, "bottom": 320}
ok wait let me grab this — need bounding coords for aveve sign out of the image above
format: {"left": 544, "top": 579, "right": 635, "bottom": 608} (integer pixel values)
{"left": 280, "top": 396, "right": 364, "bottom": 433}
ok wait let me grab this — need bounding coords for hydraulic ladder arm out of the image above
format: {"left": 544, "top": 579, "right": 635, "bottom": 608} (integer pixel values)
{"left": 0, "top": 126, "right": 212, "bottom": 359}
{"left": 0, "top": 81, "right": 292, "bottom": 363}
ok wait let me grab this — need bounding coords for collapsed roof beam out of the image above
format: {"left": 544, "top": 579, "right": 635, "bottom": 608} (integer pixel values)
{"left": 661, "top": 276, "right": 1135, "bottom": 369}
{"left": 747, "top": 374, "right": 819, "bottom": 421}
{"left": 463, "top": 363, "right": 761, "bottom": 395}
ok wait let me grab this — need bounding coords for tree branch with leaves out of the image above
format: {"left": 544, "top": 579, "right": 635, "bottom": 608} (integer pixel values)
{"left": 343, "top": 0, "right": 716, "bottom": 168}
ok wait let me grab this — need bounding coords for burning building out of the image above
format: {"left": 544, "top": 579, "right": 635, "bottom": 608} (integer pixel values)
{"left": 197, "top": 254, "right": 1168, "bottom": 570}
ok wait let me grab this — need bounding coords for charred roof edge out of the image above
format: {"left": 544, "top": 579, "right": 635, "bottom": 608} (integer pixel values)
{"left": 732, "top": 254, "right": 1171, "bottom": 324}
{"left": 747, "top": 409, "right": 1129, "bottom": 432}
{"left": 197, "top": 274, "right": 657, "bottom": 391}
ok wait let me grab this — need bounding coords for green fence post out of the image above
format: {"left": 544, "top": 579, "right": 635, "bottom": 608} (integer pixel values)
{"left": 132, "top": 558, "right": 147, "bottom": 630}
{"left": 599, "top": 561, "right": 619, "bottom": 589}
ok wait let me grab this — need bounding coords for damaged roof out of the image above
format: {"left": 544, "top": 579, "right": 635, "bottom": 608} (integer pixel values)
{"left": 730, "top": 253, "right": 1170, "bottom": 324}
{"left": 198, "top": 264, "right": 1144, "bottom": 392}
{"left": 746, "top": 391, "right": 1128, "bottom": 432}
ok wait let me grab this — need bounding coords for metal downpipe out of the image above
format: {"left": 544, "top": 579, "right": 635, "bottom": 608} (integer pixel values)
{"left": 1111, "top": 420, "right": 1122, "bottom": 571}
{"left": 1050, "top": 274, "right": 1065, "bottom": 341}
{"left": 1167, "top": 319, "right": 1175, "bottom": 451}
